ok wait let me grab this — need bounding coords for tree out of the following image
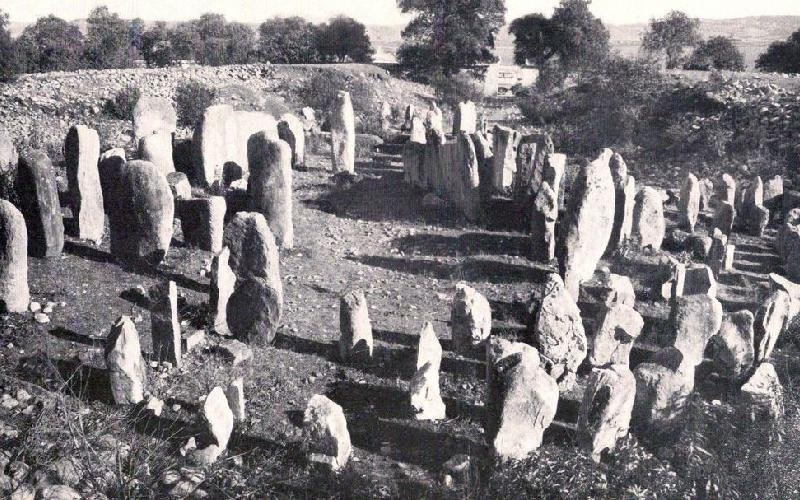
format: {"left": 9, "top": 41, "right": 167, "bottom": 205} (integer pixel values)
{"left": 397, "top": 0, "right": 505, "bottom": 77}
{"left": 756, "top": 29, "right": 800, "bottom": 73}
{"left": 257, "top": 17, "right": 320, "bottom": 63}
{"left": 168, "top": 22, "right": 201, "bottom": 61}
{"left": 84, "top": 6, "right": 132, "bottom": 69}
{"left": 129, "top": 18, "right": 146, "bottom": 60}
{"left": 191, "top": 13, "right": 227, "bottom": 65}
{"left": 685, "top": 36, "right": 745, "bottom": 71}
{"left": 317, "top": 16, "right": 374, "bottom": 63}
{"left": 140, "top": 22, "right": 173, "bottom": 67}
{"left": 225, "top": 22, "right": 257, "bottom": 64}
{"left": 509, "top": 0, "right": 610, "bottom": 71}
{"left": 0, "top": 9, "right": 19, "bottom": 81}
{"left": 642, "top": 11, "right": 701, "bottom": 69}
{"left": 16, "top": 15, "right": 85, "bottom": 73}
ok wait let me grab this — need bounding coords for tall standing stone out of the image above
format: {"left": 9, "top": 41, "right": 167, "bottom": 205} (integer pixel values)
{"left": 150, "top": 280, "right": 181, "bottom": 367}
{"left": 303, "top": 395, "right": 352, "bottom": 471}
{"left": 177, "top": 196, "right": 226, "bottom": 253}
{"left": 608, "top": 153, "right": 631, "bottom": 251}
{"left": 330, "top": 91, "right": 355, "bottom": 174}
{"left": 132, "top": 96, "right": 177, "bottom": 142}
{"left": 452, "top": 101, "right": 477, "bottom": 134}
{"left": 104, "top": 316, "right": 147, "bottom": 405}
{"left": 679, "top": 173, "right": 701, "bottom": 232}
{"left": 138, "top": 132, "right": 175, "bottom": 176}
{"left": 577, "top": 364, "right": 636, "bottom": 461}
{"left": 16, "top": 151, "right": 64, "bottom": 258}
{"left": 632, "top": 186, "right": 666, "bottom": 250}
{"left": 698, "top": 178, "right": 714, "bottom": 211}
{"left": 339, "top": 290, "right": 373, "bottom": 361}
{"left": 278, "top": 113, "right": 306, "bottom": 168}
{"left": 98, "top": 148, "right": 126, "bottom": 213}
{"left": 193, "top": 104, "right": 237, "bottom": 186}
{"left": 513, "top": 133, "right": 553, "bottom": 209}
{"left": 64, "top": 125, "right": 104, "bottom": 244}
{"left": 668, "top": 294, "right": 723, "bottom": 367}
{"left": 706, "top": 228, "right": 728, "bottom": 279}
{"left": 247, "top": 133, "right": 294, "bottom": 249}
{"left": 738, "top": 176, "right": 769, "bottom": 237}
{"left": 425, "top": 104, "right": 445, "bottom": 141}
{"left": 450, "top": 284, "right": 492, "bottom": 356}
{"left": 453, "top": 132, "right": 481, "bottom": 222}
{"left": 560, "top": 149, "right": 615, "bottom": 299}
{"left": 491, "top": 125, "right": 521, "bottom": 191}
{"left": 530, "top": 181, "right": 558, "bottom": 262}
{"left": 0, "top": 200, "right": 29, "bottom": 313}
{"left": 209, "top": 246, "right": 236, "bottom": 336}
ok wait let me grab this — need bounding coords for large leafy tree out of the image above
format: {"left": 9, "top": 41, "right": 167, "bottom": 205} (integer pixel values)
{"left": 140, "top": 22, "right": 174, "bottom": 67}
{"left": 128, "top": 18, "right": 146, "bottom": 60}
{"left": 84, "top": 6, "right": 132, "bottom": 69}
{"left": 0, "top": 9, "right": 19, "bottom": 81}
{"left": 509, "top": 0, "right": 610, "bottom": 70}
{"left": 317, "top": 16, "right": 374, "bottom": 63}
{"left": 191, "top": 13, "right": 228, "bottom": 66}
{"left": 16, "top": 15, "right": 85, "bottom": 73}
{"left": 258, "top": 17, "right": 320, "bottom": 63}
{"left": 397, "top": 0, "right": 506, "bottom": 77}
{"left": 685, "top": 36, "right": 745, "bottom": 71}
{"left": 756, "top": 29, "right": 800, "bottom": 73}
{"left": 642, "top": 10, "right": 701, "bottom": 69}
{"left": 225, "top": 22, "right": 257, "bottom": 64}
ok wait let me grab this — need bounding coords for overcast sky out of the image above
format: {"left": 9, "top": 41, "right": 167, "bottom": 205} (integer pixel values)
{"left": 5, "top": 0, "right": 800, "bottom": 25}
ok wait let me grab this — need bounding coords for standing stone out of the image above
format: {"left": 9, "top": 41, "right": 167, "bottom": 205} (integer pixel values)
{"left": 724, "top": 244, "right": 736, "bottom": 272}
{"left": 380, "top": 102, "right": 393, "bottom": 131}
{"left": 167, "top": 172, "right": 192, "bottom": 200}
{"left": 589, "top": 302, "right": 644, "bottom": 366}
{"left": 409, "top": 361, "right": 447, "bottom": 420}
{"left": 598, "top": 273, "right": 636, "bottom": 307}
{"left": 453, "top": 132, "right": 481, "bottom": 222}
{"left": 150, "top": 280, "right": 181, "bottom": 368}
{"left": 718, "top": 174, "right": 736, "bottom": 205}
{"left": 138, "top": 132, "right": 175, "bottom": 175}
{"left": 330, "top": 91, "right": 356, "bottom": 174}
{"left": 656, "top": 255, "right": 686, "bottom": 300}
{"left": 679, "top": 174, "right": 701, "bottom": 232}
{"left": 450, "top": 284, "right": 492, "bottom": 356}
{"left": 108, "top": 160, "right": 174, "bottom": 264}
{"left": 683, "top": 265, "right": 717, "bottom": 297}
{"left": 530, "top": 181, "right": 558, "bottom": 262}
{"left": 303, "top": 395, "right": 352, "bottom": 471}
{"left": 193, "top": 104, "right": 237, "bottom": 186}
{"left": 453, "top": 101, "right": 477, "bottom": 134}
{"left": 560, "top": 149, "right": 615, "bottom": 299}
{"left": 712, "top": 202, "right": 735, "bottom": 237}
{"left": 64, "top": 125, "right": 104, "bottom": 243}
{"left": 698, "top": 178, "right": 714, "bottom": 211}
{"left": 487, "top": 349, "right": 558, "bottom": 461}
{"left": 632, "top": 186, "right": 666, "bottom": 250}
{"left": 132, "top": 96, "right": 177, "bottom": 141}
{"left": 98, "top": 148, "right": 126, "bottom": 212}
{"left": 225, "top": 378, "right": 246, "bottom": 421}
{"left": 403, "top": 104, "right": 415, "bottom": 130}
{"left": 618, "top": 176, "right": 636, "bottom": 246}
{"left": 278, "top": 113, "right": 306, "bottom": 168}
{"left": 410, "top": 116, "right": 427, "bottom": 144}
{"left": 633, "top": 347, "right": 695, "bottom": 432}
{"left": 209, "top": 247, "right": 236, "bottom": 336}
{"left": 417, "top": 322, "right": 442, "bottom": 372}
{"left": 246, "top": 133, "right": 294, "bottom": 249}
{"left": 708, "top": 310, "right": 755, "bottom": 381}
{"left": 104, "top": 316, "right": 146, "bottom": 405}
{"left": 668, "top": 294, "right": 723, "bottom": 367}
{"left": 302, "top": 107, "right": 317, "bottom": 130}
{"left": 425, "top": 104, "right": 445, "bottom": 140}
{"left": 577, "top": 364, "right": 636, "bottom": 461}
{"left": 486, "top": 338, "right": 540, "bottom": 391}
{"left": 0, "top": 201, "right": 29, "bottom": 313}
{"left": 754, "top": 290, "right": 791, "bottom": 362}
{"left": 191, "top": 386, "right": 234, "bottom": 465}
{"left": 608, "top": 154, "right": 632, "bottom": 251}
{"left": 339, "top": 290, "right": 373, "bottom": 361}
{"left": 706, "top": 228, "right": 728, "bottom": 279}
{"left": 177, "top": 196, "right": 226, "bottom": 253}
{"left": 740, "top": 362, "right": 784, "bottom": 420}
{"left": 531, "top": 273, "right": 587, "bottom": 388}
{"left": 491, "top": 125, "right": 521, "bottom": 191}
{"left": 514, "top": 133, "right": 554, "bottom": 209}
{"left": 0, "top": 124, "right": 17, "bottom": 175}
{"left": 739, "top": 176, "right": 770, "bottom": 237}
{"left": 16, "top": 151, "right": 64, "bottom": 258}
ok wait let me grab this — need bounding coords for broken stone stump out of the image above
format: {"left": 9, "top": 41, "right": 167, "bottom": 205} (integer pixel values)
{"left": 177, "top": 196, "right": 226, "bottom": 253}
{"left": 225, "top": 378, "right": 246, "bottom": 421}
{"left": 330, "top": 91, "right": 355, "bottom": 173}
{"left": 577, "top": 364, "right": 636, "bottom": 461}
{"left": 530, "top": 181, "right": 558, "bottom": 262}
{"left": 632, "top": 186, "right": 666, "bottom": 250}
{"left": 754, "top": 290, "right": 791, "bottom": 362}
{"left": 209, "top": 247, "right": 236, "bottom": 336}
{"left": 740, "top": 362, "right": 784, "bottom": 421}
{"left": 104, "top": 316, "right": 147, "bottom": 405}
{"left": 149, "top": 280, "right": 181, "bottom": 368}
{"left": 246, "top": 132, "right": 294, "bottom": 249}
{"left": 339, "top": 290, "right": 373, "bottom": 361}
{"left": 633, "top": 347, "right": 695, "bottom": 432}
{"left": 708, "top": 310, "right": 754, "bottom": 381}
{"left": 597, "top": 273, "right": 636, "bottom": 307}
{"left": 683, "top": 265, "right": 718, "bottom": 298}
{"left": 679, "top": 173, "right": 701, "bottom": 232}
{"left": 668, "top": 294, "right": 723, "bottom": 367}
{"left": 409, "top": 361, "right": 446, "bottom": 420}
{"left": 303, "top": 395, "right": 352, "bottom": 471}
{"left": 64, "top": 125, "right": 104, "bottom": 243}
{"left": 0, "top": 200, "right": 29, "bottom": 313}
{"left": 450, "top": 284, "right": 492, "bottom": 356}
{"left": 589, "top": 302, "right": 644, "bottom": 366}
{"left": 192, "top": 386, "right": 234, "bottom": 465}
{"left": 138, "top": 131, "right": 175, "bottom": 176}
{"left": 16, "top": 151, "right": 64, "bottom": 258}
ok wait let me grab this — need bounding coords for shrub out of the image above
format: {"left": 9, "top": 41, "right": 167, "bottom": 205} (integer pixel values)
{"left": 685, "top": 36, "right": 746, "bottom": 71}
{"left": 174, "top": 80, "right": 216, "bottom": 128}
{"left": 429, "top": 71, "right": 484, "bottom": 109}
{"left": 105, "top": 85, "right": 141, "bottom": 120}
{"left": 757, "top": 29, "right": 800, "bottom": 73}
{"left": 298, "top": 69, "right": 381, "bottom": 133}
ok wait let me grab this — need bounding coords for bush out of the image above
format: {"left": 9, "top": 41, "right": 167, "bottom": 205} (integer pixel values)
{"left": 429, "top": 71, "right": 484, "bottom": 109}
{"left": 298, "top": 69, "right": 381, "bottom": 134}
{"left": 757, "top": 29, "right": 800, "bottom": 73}
{"left": 104, "top": 85, "right": 141, "bottom": 120}
{"left": 174, "top": 80, "right": 216, "bottom": 128}
{"left": 685, "top": 36, "right": 746, "bottom": 71}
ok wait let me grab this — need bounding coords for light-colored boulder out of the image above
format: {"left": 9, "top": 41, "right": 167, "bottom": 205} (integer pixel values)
{"left": 416, "top": 322, "right": 442, "bottom": 373}
{"left": 409, "top": 361, "right": 446, "bottom": 420}
{"left": 138, "top": 131, "right": 175, "bottom": 176}
{"left": 303, "top": 394, "right": 352, "bottom": 471}
{"left": 633, "top": 347, "right": 695, "bottom": 431}
{"left": 64, "top": 125, "right": 104, "bottom": 243}
{"left": 204, "top": 386, "right": 234, "bottom": 450}
{"left": 632, "top": 186, "right": 665, "bottom": 250}
{"left": 450, "top": 284, "right": 492, "bottom": 356}
{"left": 708, "top": 310, "right": 754, "bottom": 381}
{"left": 339, "top": 290, "right": 373, "bottom": 361}
{"left": 589, "top": 302, "right": 644, "bottom": 366}
{"left": 0, "top": 200, "right": 29, "bottom": 313}
{"left": 577, "top": 364, "right": 636, "bottom": 461}
{"left": 246, "top": 133, "right": 294, "bottom": 249}
{"left": 410, "top": 116, "right": 427, "bottom": 144}
{"left": 668, "top": 294, "right": 723, "bottom": 367}
{"left": 679, "top": 173, "right": 701, "bottom": 232}
{"left": 330, "top": 91, "right": 356, "bottom": 173}
{"left": 740, "top": 362, "right": 784, "bottom": 420}
{"left": 104, "top": 316, "right": 147, "bottom": 405}
{"left": 754, "top": 290, "right": 791, "bottom": 362}
{"left": 209, "top": 246, "right": 236, "bottom": 336}
{"left": 132, "top": 96, "right": 177, "bottom": 141}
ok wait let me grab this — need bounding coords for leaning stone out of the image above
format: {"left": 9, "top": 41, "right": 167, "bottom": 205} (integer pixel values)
{"left": 712, "top": 202, "right": 735, "bottom": 237}
{"left": 138, "top": 131, "right": 175, "bottom": 175}
{"left": 409, "top": 361, "right": 447, "bottom": 421}
{"left": 450, "top": 284, "right": 492, "bottom": 356}
{"left": 339, "top": 290, "right": 373, "bottom": 361}
{"left": 560, "top": 149, "right": 615, "bottom": 299}
{"left": 530, "top": 273, "right": 587, "bottom": 388}
{"left": 303, "top": 395, "right": 352, "bottom": 471}
{"left": 668, "top": 294, "right": 723, "bottom": 367}
{"left": 104, "top": 316, "right": 147, "bottom": 405}
{"left": 149, "top": 280, "right": 181, "bottom": 367}
{"left": 330, "top": 91, "right": 355, "bottom": 173}
{"left": 632, "top": 186, "right": 666, "bottom": 250}
{"left": 132, "top": 96, "right": 177, "bottom": 141}
{"left": 633, "top": 347, "right": 695, "bottom": 432}
{"left": 740, "top": 362, "right": 784, "bottom": 420}
{"left": 589, "top": 302, "right": 643, "bottom": 366}
{"left": 0, "top": 201, "right": 29, "bottom": 313}
{"left": 209, "top": 247, "right": 236, "bottom": 336}
{"left": 64, "top": 125, "right": 104, "bottom": 243}
{"left": 16, "top": 151, "right": 64, "bottom": 258}
{"left": 491, "top": 125, "right": 521, "bottom": 191}
{"left": 718, "top": 173, "right": 736, "bottom": 205}
{"left": 683, "top": 265, "right": 717, "bottom": 298}
{"left": 577, "top": 364, "right": 636, "bottom": 462}
{"left": 278, "top": 113, "right": 306, "bottom": 167}
{"left": 166, "top": 172, "right": 192, "bottom": 200}
{"left": 529, "top": 181, "right": 558, "bottom": 262}
{"left": 698, "top": 178, "right": 714, "bottom": 211}
{"left": 177, "top": 196, "right": 226, "bottom": 253}
{"left": 487, "top": 350, "right": 558, "bottom": 461}
{"left": 202, "top": 386, "right": 234, "bottom": 453}
{"left": 417, "top": 322, "right": 442, "bottom": 373}
{"left": 225, "top": 378, "right": 246, "bottom": 421}
{"left": 679, "top": 173, "right": 701, "bottom": 232}
{"left": 706, "top": 229, "right": 728, "bottom": 279}
{"left": 708, "top": 310, "right": 755, "bottom": 381}
{"left": 754, "top": 290, "right": 791, "bottom": 362}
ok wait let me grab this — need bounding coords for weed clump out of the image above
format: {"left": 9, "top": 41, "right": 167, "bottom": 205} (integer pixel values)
{"left": 175, "top": 80, "right": 216, "bottom": 128}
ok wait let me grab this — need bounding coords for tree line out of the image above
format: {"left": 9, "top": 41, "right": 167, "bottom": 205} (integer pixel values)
{"left": 0, "top": 6, "right": 374, "bottom": 81}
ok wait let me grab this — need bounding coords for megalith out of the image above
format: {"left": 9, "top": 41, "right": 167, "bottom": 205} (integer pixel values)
{"left": 632, "top": 186, "right": 665, "bottom": 250}
{"left": 246, "top": 132, "right": 294, "bottom": 249}
{"left": 679, "top": 173, "right": 701, "bottom": 232}
{"left": 330, "top": 91, "right": 356, "bottom": 174}
{"left": 577, "top": 364, "right": 636, "bottom": 461}
{"left": 16, "top": 151, "right": 64, "bottom": 258}
{"left": 0, "top": 200, "right": 29, "bottom": 313}
{"left": 104, "top": 316, "right": 147, "bottom": 405}
{"left": 339, "top": 289, "right": 373, "bottom": 361}
{"left": 64, "top": 125, "right": 104, "bottom": 243}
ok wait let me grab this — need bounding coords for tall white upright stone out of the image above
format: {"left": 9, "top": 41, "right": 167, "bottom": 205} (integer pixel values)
{"left": 330, "top": 91, "right": 355, "bottom": 174}
{"left": 247, "top": 132, "right": 294, "bottom": 249}
{"left": 679, "top": 173, "right": 701, "bottom": 232}
{"left": 491, "top": 125, "right": 521, "bottom": 191}
{"left": 0, "top": 200, "right": 29, "bottom": 313}
{"left": 65, "top": 125, "right": 104, "bottom": 244}
{"left": 104, "top": 316, "right": 147, "bottom": 405}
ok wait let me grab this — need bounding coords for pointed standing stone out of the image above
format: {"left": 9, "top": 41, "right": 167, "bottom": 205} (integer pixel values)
{"left": 718, "top": 174, "right": 736, "bottom": 205}
{"left": 740, "top": 362, "right": 783, "bottom": 420}
{"left": 303, "top": 395, "right": 352, "bottom": 471}
{"left": 104, "top": 316, "right": 147, "bottom": 405}
{"left": 409, "top": 361, "right": 447, "bottom": 420}
{"left": 225, "top": 378, "right": 246, "bottom": 421}
{"left": 339, "top": 290, "right": 373, "bottom": 361}
{"left": 64, "top": 125, "right": 104, "bottom": 243}
{"left": 679, "top": 173, "right": 701, "bottom": 232}
{"left": 530, "top": 181, "right": 558, "bottom": 262}
{"left": 246, "top": 133, "right": 294, "bottom": 249}
{"left": 632, "top": 186, "right": 665, "bottom": 250}
{"left": 209, "top": 246, "right": 236, "bottom": 336}
{"left": 738, "top": 176, "right": 769, "bottom": 237}
{"left": 577, "top": 364, "right": 636, "bottom": 461}
{"left": 191, "top": 386, "right": 234, "bottom": 465}
{"left": 278, "top": 113, "right": 306, "bottom": 167}
{"left": 491, "top": 125, "right": 521, "bottom": 191}
{"left": 150, "top": 280, "right": 181, "bottom": 367}
{"left": 410, "top": 116, "right": 427, "bottom": 144}
{"left": 330, "top": 91, "right": 355, "bottom": 173}
{"left": 16, "top": 151, "right": 64, "bottom": 258}
{"left": 450, "top": 284, "right": 492, "bottom": 356}
{"left": 0, "top": 201, "right": 29, "bottom": 313}
{"left": 417, "top": 322, "right": 442, "bottom": 372}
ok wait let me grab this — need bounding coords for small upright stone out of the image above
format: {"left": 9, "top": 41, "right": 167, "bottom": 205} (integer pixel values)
{"left": 167, "top": 172, "right": 191, "bottom": 200}
{"left": 529, "top": 181, "right": 558, "bottom": 262}
{"left": 303, "top": 395, "right": 352, "bottom": 471}
{"left": 590, "top": 302, "right": 644, "bottom": 366}
{"left": 668, "top": 294, "right": 723, "bottom": 367}
{"left": 679, "top": 173, "right": 701, "bottom": 232}
{"left": 16, "top": 151, "right": 64, "bottom": 257}
{"left": 608, "top": 153, "right": 633, "bottom": 251}
{"left": 339, "top": 290, "right": 373, "bottom": 361}
{"left": 655, "top": 255, "right": 686, "bottom": 300}
{"left": 450, "top": 284, "right": 492, "bottom": 356}
{"left": 740, "top": 362, "right": 784, "bottom": 420}
{"left": 225, "top": 378, "right": 246, "bottom": 421}
{"left": 209, "top": 247, "right": 236, "bottom": 336}
{"left": 698, "top": 178, "right": 714, "bottom": 211}
{"left": 416, "top": 322, "right": 442, "bottom": 372}
{"left": 409, "top": 361, "right": 446, "bottom": 420}
{"left": 138, "top": 132, "right": 175, "bottom": 175}
{"left": 104, "top": 316, "right": 147, "bottom": 405}
{"left": 177, "top": 196, "right": 226, "bottom": 253}
{"left": 632, "top": 186, "right": 666, "bottom": 250}
{"left": 149, "top": 280, "right": 181, "bottom": 367}
{"left": 706, "top": 228, "right": 728, "bottom": 279}
{"left": 712, "top": 202, "right": 735, "bottom": 237}
{"left": 452, "top": 101, "right": 477, "bottom": 134}
{"left": 738, "top": 176, "right": 769, "bottom": 237}
{"left": 64, "top": 125, "right": 104, "bottom": 243}
{"left": 330, "top": 91, "right": 355, "bottom": 173}
{"left": 577, "top": 364, "right": 636, "bottom": 462}
{"left": 708, "top": 310, "right": 754, "bottom": 381}
{"left": 0, "top": 201, "right": 29, "bottom": 313}
{"left": 410, "top": 116, "right": 427, "bottom": 144}
{"left": 192, "top": 386, "right": 234, "bottom": 465}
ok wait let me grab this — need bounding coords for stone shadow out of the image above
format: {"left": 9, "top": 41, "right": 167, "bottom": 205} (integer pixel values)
{"left": 49, "top": 327, "right": 104, "bottom": 348}
{"left": 393, "top": 232, "right": 530, "bottom": 258}
{"left": 350, "top": 255, "right": 552, "bottom": 284}
{"left": 63, "top": 240, "right": 116, "bottom": 265}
